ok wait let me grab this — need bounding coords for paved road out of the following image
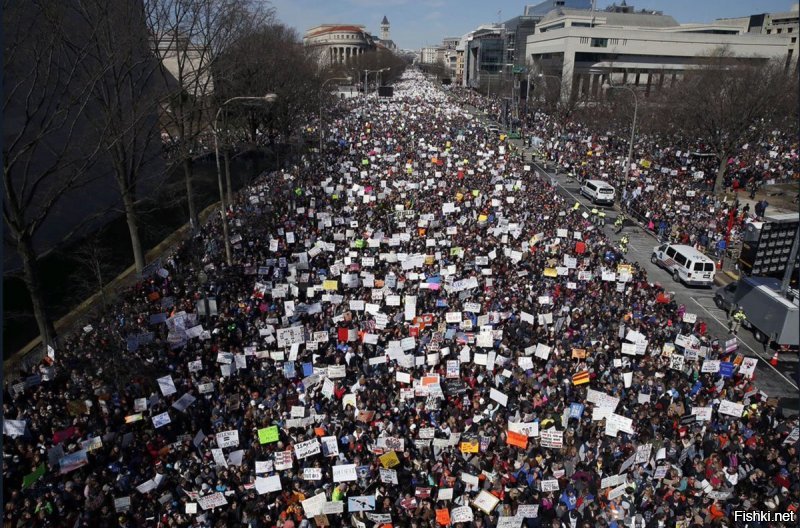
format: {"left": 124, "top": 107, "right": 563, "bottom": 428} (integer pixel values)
{"left": 538, "top": 162, "right": 800, "bottom": 409}
{"left": 464, "top": 103, "right": 799, "bottom": 410}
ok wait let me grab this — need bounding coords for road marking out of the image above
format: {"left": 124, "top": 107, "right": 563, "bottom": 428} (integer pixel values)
{"left": 531, "top": 162, "right": 590, "bottom": 211}
{"left": 690, "top": 297, "right": 798, "bottom": 390}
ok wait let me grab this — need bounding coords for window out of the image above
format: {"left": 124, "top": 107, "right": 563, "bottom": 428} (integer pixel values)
{"left": 694, "top": 262, "right": 705, "bottom": 271}
{"left": 704, "top": 263, "right": 715, "bottom": 272}
{"left": 788, "top": 27, "right": 793, "bottom": 33}
{"left": 777, "top": 28, "right": 782, "bottom": 34}
{"left": 767, "top": 29, "right": 772, "bottom": 34}
{"left": 591, "top": 38, "right": 608, "bottom": 48}
{"left": 792, "top": 37, "right": 797, "bottom": 43}
{"left": 675, "top": 253, "right": 687, "bottom": 266}
{"left": 666, "top": 247, "right": 676, "bottom": 258}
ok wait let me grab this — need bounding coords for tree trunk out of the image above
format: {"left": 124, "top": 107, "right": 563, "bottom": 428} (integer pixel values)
{"left": 122, "top": 189, "right": 145, "bottom": 273}
{"left": 183, "top": 156, "right": 198, "bottom": 230}
{"left": 224, "top": 148, "right": 233, "bottom": 207}
{"left": 18, "top": 235, "right": 57, "bottom": 349}
{"left": 714, "top": 154, "right": 729, "bottom": 193}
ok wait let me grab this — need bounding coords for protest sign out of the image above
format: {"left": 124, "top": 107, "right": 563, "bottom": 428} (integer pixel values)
{"left": 258, "top": 426, "right": 279, "bottom": 444}
{"left": 332, "top": 464, "right": 358, "bottom": 482}
{"left": 294, "top": 438, "right": 321, "bottom": 459}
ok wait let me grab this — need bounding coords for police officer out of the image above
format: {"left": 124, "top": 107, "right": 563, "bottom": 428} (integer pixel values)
{"left": 590, "top": 208, "right": 599, "bottom": 226}
{"left": 598, "top": 209, "right": 606, "bottom": 227}
{"left": 729, "top": 306, "right": 747, "bottom": 335}
{"left": 619, "top": 234, "right": 629, "bottom": 254}
{"left": 614, "top": 214, "right": 625, "bottom": 234}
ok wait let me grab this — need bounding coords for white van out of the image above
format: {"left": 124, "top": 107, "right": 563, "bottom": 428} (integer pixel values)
{"left": 580, "top": 179, "right": 615, "bottom": 205}
{"left": 651, "top": 243, "right": 716, "bottom": 286}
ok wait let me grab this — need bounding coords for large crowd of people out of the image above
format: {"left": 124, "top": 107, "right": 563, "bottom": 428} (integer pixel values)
{"left": 448, "top": 87, "right": 798, "bottom": 262}
{"left": 4, "top": 71, "right": 799, "bottom": 528}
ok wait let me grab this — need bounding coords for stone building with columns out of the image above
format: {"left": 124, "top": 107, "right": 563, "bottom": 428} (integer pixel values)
{"left": 303, "top": 24, "right": 377, "bottom": 67}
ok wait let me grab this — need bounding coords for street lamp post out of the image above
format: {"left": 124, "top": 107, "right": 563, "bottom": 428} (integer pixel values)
{"left": 602, "top": 81, "right": 639, "bottom": 181}
{"left": 213, "top": 94, "right": 277, "bottom": 266}
{"left": 319, "top": 77, "right": 352, "bottom": 153}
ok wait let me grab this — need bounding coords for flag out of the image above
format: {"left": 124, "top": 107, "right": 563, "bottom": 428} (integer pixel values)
{"left": 572, "top": 371, "right": 590, "bottom": 385}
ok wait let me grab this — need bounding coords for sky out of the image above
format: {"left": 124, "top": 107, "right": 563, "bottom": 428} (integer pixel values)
{"left": 269, "top": 0, "right": 796, "bottom": 50}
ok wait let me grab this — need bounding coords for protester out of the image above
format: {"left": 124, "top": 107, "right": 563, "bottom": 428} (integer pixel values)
{"left": 446, "top": 87, "right": 798, "bottom": 260}
{"left": 4, "top": 70, "right": 798, "bottom": 528}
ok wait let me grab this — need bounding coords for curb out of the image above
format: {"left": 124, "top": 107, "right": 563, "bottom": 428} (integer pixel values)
{"left": 713, "top": 271, "right": 739, "bottom": 288}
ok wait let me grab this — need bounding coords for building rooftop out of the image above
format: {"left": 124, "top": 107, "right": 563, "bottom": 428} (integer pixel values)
{"left": 525, "top": 0, "right": 592, "bottom": 17}
{"left": 539, "top": 7, "right": 679, "bottom": 28}
{"left": 305, "top": 24, "right": 367, "bottom": 37}
{"left": 381, "top": 15, "right": 389, "bottom": 25}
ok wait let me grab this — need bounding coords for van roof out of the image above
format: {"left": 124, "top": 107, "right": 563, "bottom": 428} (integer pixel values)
{"left": 668, "top": 244, "right": 714, "bottom": 262}
{"left": 584, "top": 179, "right": 613, "bottom": 188}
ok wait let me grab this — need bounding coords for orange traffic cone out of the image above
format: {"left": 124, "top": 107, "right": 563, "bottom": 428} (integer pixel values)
{"left": 769, "top": 351, "right": 779, "bottom": 367}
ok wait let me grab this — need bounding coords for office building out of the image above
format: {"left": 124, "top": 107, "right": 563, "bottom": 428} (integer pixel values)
{"left": 420, "top": 46, "right": 443, "bottom": 64}
{"left": 525, "top": 2, "right": 796, "bottom": 101}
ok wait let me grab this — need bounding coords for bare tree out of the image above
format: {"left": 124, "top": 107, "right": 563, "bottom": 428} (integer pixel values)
{"left": 218, "top": 23, "right": 322, "bottom": 149}
{"left": 661, "top": 49, "right": 796, "bottom": 191}
{"left": 419, "top": 60, "right": 449, "bottom": 81}
{"left": 64, "top": 0, "right": 166, "bottom": 274}
{"left": 525, "top": 63, "right": 586, "bottom": 123}
{"left": 64, "top": 235, "right": 118, "bottom": 310}
{"left": 337, "top": 48, "right": 409, "bottom": 92}
{"left": 3, "top": 0, "right": 110, "bottom": 349}
{"left": 145, "top": 0, "right": 271, "bottom": 230}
